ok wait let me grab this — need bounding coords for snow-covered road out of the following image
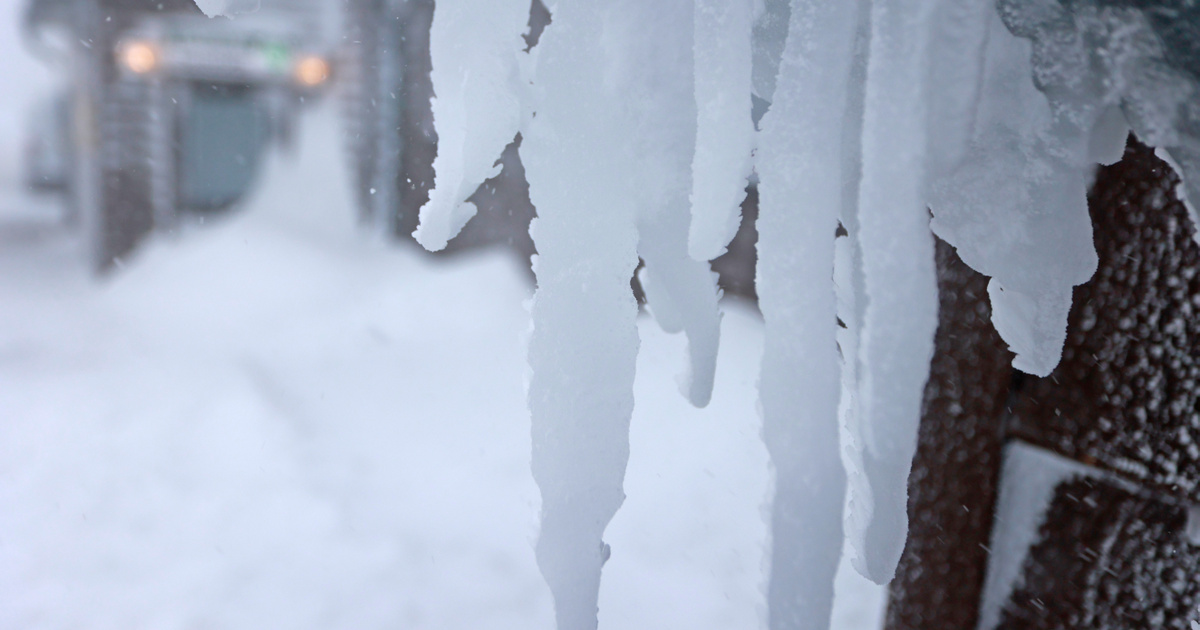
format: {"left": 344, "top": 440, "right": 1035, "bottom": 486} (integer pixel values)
{"left": 0, "top": 106, "right": 883, "bottom": 629}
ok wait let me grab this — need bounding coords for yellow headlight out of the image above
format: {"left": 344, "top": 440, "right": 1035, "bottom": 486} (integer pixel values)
{"left": 294, "top": 55, "right": 330, "bottom": 87}
{"left": 118, "top": 40, "right": 159, "bottom": 75}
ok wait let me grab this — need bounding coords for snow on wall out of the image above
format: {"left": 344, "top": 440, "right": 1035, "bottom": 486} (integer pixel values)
{"left": 976, "top": 442, "right": 1121, "bottom": 630}
{"left": 391, "top": 0, "right": 1200, "bottom": 626}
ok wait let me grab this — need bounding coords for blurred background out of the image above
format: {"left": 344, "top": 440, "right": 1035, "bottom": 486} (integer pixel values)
{"left": 0, "top": 1, "right": 881, "bottom": 628}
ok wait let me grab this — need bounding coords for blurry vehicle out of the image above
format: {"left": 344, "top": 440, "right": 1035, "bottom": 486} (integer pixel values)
{"left": 22, "top": 0, "right": 331, "bottom": 272}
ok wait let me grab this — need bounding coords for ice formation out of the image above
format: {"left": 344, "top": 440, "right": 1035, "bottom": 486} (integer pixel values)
{"left": 624, "top": 0, "right": 724, "bottom": 410}
{"left": 841, "top": 0, "right": 942, "bottom": 586}
{"left": 366, "top": 0, "right": 1200, "bottom": 626}
{"left": 413, "top": 0, "right": 530, "bottom": 251}
{"left": 520, "top": 0, "right": 640, "bottom": 622}
{"left": 755, "top": 0, "right": 861, "bottom": 625}
{"left": 928, "top": 4, "right": 1099, "bottom": 379}
{"left": 687, "top": 0, "right": 755, "bottom": 262}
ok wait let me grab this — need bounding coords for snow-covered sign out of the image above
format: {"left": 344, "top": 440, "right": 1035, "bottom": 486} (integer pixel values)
{"left": 404, "top": 0, "right": 1200, "bottom": 628}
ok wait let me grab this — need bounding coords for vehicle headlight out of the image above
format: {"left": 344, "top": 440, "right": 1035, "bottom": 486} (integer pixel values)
{"left": 117, "top": 40, "right": 159, "bottom": 75}
{"left": 294, "top": 55, "right": 330, "bottom": 87}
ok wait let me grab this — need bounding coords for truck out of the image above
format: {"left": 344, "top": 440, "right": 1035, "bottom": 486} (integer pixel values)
{"left": 23, "top": 0, "right": 332, "bottom": 272}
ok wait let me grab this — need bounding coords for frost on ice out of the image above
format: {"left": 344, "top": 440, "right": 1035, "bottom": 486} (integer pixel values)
{"left": 384, "top": 0, "right": 1200, "bottom": 625}
{"left": 843, "top": 0, "right": 941, "bottom": 585}
{"left": 687, "top": 0, "right": 755, "bottom": 262}
{"left": 413, "top": 0, "right": 531, "bottom": 251}
{"left": 755, "top": 0, "right": 860, "bottom": 624}
{"left": 521, "top": 0, "right": 640, "bottom": 619}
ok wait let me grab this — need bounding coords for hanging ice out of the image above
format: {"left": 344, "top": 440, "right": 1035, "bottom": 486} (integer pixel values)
{"left": 750, "top": 0, "right": 791, "bottom": 109}
{"left": 756, "top": 1, "right": 861, "bottom": 627}
{"left": 929, "top": 4, "right": 1099, "bottom": 379}
{"left": 687, "top": 0, "right": 756, "bottom": 262}
{"left": 997, "top": 0, "right": 1200, "bottom": 244}
{"left": 923, "top": 1, "right": 993, "bottom": 176}
{"left": 847, "top": 0, "right": 941, "bottom": 586}
{"left": 625, "top": 0, "right": 724, "bottom": 410}
{"left": 832, "top": 0, "right": 872, "bottom": 594}
{"left": 413, "top": 0, "right": 531, "bottom": 251}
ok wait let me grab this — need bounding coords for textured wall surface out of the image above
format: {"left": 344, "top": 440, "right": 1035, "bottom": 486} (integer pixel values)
{"left": 884, "top": 238, "right": 1014, "bottom": 630}
{"left": 1012, "top": 139, "right": 1200, "bottom": 504}
{"left": 890, "top": 137, "right": 1200, "bottom": 628}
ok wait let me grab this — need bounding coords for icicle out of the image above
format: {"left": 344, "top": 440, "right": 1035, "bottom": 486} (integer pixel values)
{"left": 929, "top": 7, "right": 1100, "bottom": 378}
{"left": 756, "top": 0, "right": 861, "bottom": 627}
{"left": 413, "top": 0, "right": 530, "bottom": 251}
{"left": 834, "top": 0, "right": 871, "bottom": 594}
{"left": 847, "top": 0, "right": 941, "bottom": 586}
{"left": 619, "top": 0, "right": 723, "bottom": 410}
{"left": 923, "top": 0, "right": 993, "bottom": 175}
{"left": 750, "top": 0, "right": 791, "bottom": 109}
{"left": 637, "top": 217, "right": 723, "bottom": 408}
{"left": 522, "top": 0, "right": 702, "bottom": 626}
{"left": 1088, "top": 105, "right": 1131, "bottom": 167}
{"left": 687, "top": 0, "right": 755, "bottom": 262}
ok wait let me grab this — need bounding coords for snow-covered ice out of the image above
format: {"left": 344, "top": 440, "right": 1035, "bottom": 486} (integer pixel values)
{"left": 846, "top": 0, "right": 940, "bottom": 586}
{"left": 688, "top": 0, "right": 755, "bottom": 262}
{"left": 754, "top": 0, "right": 861, "bottom": 626}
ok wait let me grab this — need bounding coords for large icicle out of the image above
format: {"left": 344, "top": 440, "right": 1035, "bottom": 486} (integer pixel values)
{"left": 624, "top": 0, "right": 724, "bottom": 409}
{"left": 756, "top": 0, "right": 860, "bottom": 627}
{"left": 413, "top": 0, "right": 530, "bottom": 251}
{"left": 521, "top": 1, "right": 640, "bottom": 627}
{"left": 847, "top": 0, "right": 941, "bottom": 585}
{"left": 687, "top": 0, "right": 756, "bottom": 262}
{"left": 833, "top": 0, "right": 871, "bottom": 593}
{"left": 929, "top": 6, "right": 1101, "bottom": 378}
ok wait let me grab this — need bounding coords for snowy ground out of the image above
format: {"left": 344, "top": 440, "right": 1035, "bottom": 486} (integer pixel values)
{"left": 0, "top": 95, "right": 885, "bottom": 628}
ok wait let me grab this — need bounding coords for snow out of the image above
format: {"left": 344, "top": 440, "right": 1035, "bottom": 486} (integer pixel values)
{"left": 0, "top": 101, "right": 885, "bottom": 629}
{"left": 754, "top": 0, "right": 861, "bottom": 626}
{"left": 414, "top": 0, "right": 530, "bottom": 251}
{"left": 976, "top": 442, "right": 1131, "bottom": 630}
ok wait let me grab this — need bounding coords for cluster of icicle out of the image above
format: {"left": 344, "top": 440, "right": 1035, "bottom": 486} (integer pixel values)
{"left": 410, "top": 0, "right": 1200, "bottom": 628}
